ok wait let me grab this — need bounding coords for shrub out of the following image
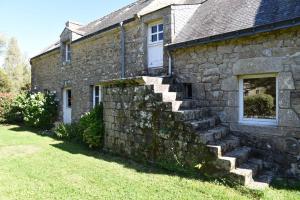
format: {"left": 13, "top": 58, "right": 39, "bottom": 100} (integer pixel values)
{"left": 54, "top": 123, "right": 80, "bottom": 140}
{"left": 0, "top": 93, "right": 14, "bottom": 123}
{"left": 2, "top": 92, "right": 58, "bottom": 128}
{"left": 80, "top": 104, "right": 104, "bottom": 148}
{"left": 21, "top": 92, "right": 58, "bottom": 128}
{"left": 5, "top": 92, "right": 27, "bottom": 123}
{"left": 244, "top": 94, "right": 275, "bottom": 118}
{"left": 53, "top": 104, "right": 105, "bottom": 149}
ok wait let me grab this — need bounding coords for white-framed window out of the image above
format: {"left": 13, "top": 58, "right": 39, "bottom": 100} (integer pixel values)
{"left": 65, "top": 42, "right": 71, "bottom": 62}
{"left": 148, "top": 22, "right": 164, "bottom": 44}
{"left": 239, "top": 74, "right": 278, "bottom": 126}
{"left": 93, "top": 85, "right": 102, "bottom": 107}
{"left": 66, "top": 89, "right": 72, "bottom": 108}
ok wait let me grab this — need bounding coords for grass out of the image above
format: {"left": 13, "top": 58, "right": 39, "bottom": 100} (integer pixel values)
{"left": 0, "top": 125, "right": 299, "bottom": 200}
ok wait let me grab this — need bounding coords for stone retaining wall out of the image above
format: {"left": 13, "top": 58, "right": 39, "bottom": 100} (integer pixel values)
{"left": 102, "top": 80, "right": 212, "bottom": 169}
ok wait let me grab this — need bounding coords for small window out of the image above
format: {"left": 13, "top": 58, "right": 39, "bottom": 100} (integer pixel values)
{"left": 183, "top": 83, "right": 193, "bottom": 99}
{"left": 149, "top": 23, "right": 164, "bottom": 43}
{"left": 67, "top": 89, "right": 72, "bottom": 108}
{"left": 93, "top": 86, "right": 102, "bottom": 107}
{"left": 239, "top": 74, "right": 278, "bottom": 125}
{"left": 64, "top": 42, "right": 71, "bottom": 62}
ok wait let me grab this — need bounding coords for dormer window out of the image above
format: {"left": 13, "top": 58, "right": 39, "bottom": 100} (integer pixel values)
{"left": 64, "top": 42, "right": 71, "bottom": 62}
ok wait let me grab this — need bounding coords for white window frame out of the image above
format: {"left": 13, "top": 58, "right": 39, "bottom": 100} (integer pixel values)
{"left": 93, "top": 85, "right": 102, "bottom": 107}
{"left": 65, "top": 42, "right": 71, "bottom": 62}
{"left": 148, "top": 21, "right": 164, "bottom": 45}
{"left": 239, "top": 73, "right": 278, "bottom": 126}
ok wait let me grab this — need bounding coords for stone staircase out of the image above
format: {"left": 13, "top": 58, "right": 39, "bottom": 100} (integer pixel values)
{"left": 143, "top": 76, "right": 276, "bottom": 189}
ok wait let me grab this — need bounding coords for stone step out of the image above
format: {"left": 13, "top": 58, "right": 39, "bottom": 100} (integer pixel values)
{"left": 174, "top": 108, "right": 210, "bottom": 121}
{"left": 188, "top": 116, "right": 219, "bottom": 131}
{"left": 162, "top": 92, "right": 184, "bottom": 102}
{"left": 249, "top": 170, "right": 274, "bottom": 189}
{"left": 153, "top": 84, "right": 171, "bottom": 93}
{"left": 207, "top": 135, "right": 240, "bottom": 156}
{"left": 214, "top": 146, "right": 252, "bottom": 171}
{"left": 197, "top": 126, "right": 229, "bottom": 144}
{"left": 239, "top": 159, "right": 263, "bottom": 178}
{"left": 171, "top": 100, "right": 207, "bottom": 111}
{"left": 143, "top": 76, "right": 173, "bottom": 85}
{"left": 224, "top": 146, "right": 252, "bottom": 166}
{"left": 230, "top": 168, "right": 254, "bottom": 186}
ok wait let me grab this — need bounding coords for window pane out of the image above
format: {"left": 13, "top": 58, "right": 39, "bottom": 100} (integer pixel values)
{"left": 158, "top": 24, "right": 164, "bottom": 32}
{"left": 151, "top": 25, "right": 157, "bottom": 33}
{"left": 95, "top": 97, "right": 99, "bottom": 105}
{"left": 243, "top": 77, "right": 276, "bottom": 119}
{"left": 159, "top": 32, "right": 164, "bottom": 41}
{"left": 151, "top": 34, "right": 157, "bottom": 42}
{"left": 67, "top": 90, "right": 72, "bottom": 107}
{"left": 95, "top": 86, "right": 99, "bottom": 96}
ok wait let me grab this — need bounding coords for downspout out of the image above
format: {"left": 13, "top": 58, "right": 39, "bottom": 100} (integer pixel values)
{"left": 120, "top": 21, "right": 125, "bottom": 79}
{"left": 167, "top": 49, "right": 173, "bottom": 77}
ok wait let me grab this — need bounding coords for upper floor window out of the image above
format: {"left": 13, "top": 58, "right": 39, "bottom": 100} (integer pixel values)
{"left": 64, "top": 42, "right": 71, "bottom": 63}
{"left": 149, "top": 23, "right": 164, "bottom": 44}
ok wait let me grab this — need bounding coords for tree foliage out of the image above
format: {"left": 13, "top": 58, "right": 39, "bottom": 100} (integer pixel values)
{"left": 0, "top": 34, "right": 5, "bottom": 55}
{"left": 3, "top": 37, "right": 30, "bottom": 93}
{"left": 0, "top": 69, "right": 11, "bottom": 92}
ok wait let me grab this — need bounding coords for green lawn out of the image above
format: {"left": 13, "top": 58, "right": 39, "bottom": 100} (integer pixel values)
{"left": 0, "top": 125, "right": 299, "bottom": 200}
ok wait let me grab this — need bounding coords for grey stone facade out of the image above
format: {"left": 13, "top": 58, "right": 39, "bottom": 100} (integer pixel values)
{"left": 30, "top": 1, "right": 300, "bottom": 180}
{"left": 172, "top": 27, "right": 300, "bottom": 177}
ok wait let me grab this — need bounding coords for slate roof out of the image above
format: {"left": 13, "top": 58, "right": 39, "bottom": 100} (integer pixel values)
{"left": 32, "top": 0, "right": 300, "bottom": 59}
{"left": 173, "top": 0, "right": 300, "bottom": 44}
{"left": 77, "top": 0, "right": 206, "bottom": 35}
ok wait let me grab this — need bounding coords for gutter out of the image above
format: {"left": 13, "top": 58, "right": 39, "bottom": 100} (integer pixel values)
{"left": 167, "top": 50, "right": 173, "bottom": 77}
{"left": 166, "top": 17, "right": 300, "bottom": 50}
{"left": 120, "top": 22, "right": 125, "bottom": 79}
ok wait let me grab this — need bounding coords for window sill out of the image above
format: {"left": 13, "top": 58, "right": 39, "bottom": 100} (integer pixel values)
{"left": 63, "top": 61, "right": 71, "bottom": 66}
{"left": 238, "top": 120, "right": 278, "bottom": 127}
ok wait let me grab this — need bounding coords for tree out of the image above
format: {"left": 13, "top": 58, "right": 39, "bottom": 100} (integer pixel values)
{"left": 3, "top": 38, "right": 30, "bottom": 93}
{"left": 0, "top": 33, "right": 5, "bottom": 55}
{"left": 0, "top": 69, "right": 11, "bottom": 92}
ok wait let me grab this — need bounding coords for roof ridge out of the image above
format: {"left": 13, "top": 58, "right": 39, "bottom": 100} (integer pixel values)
{"left": 83, "top": 0, "right": 146, "bottom": 27}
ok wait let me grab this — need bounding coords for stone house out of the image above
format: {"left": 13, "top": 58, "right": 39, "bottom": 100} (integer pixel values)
{"left": 30, "top": 0, "right": 300, "bottom": 187}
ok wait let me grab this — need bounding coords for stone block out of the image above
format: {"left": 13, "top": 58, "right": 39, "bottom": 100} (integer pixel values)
{"left": 227, "top": 91, "right": 239, "bottom": 107}
{"left": 221, "top": 76, "right": 238, "bottom": 91}
{"left": 233, "top": 57, "right": 283, "bottom": 75}
{"left": 279, "top": 90, "right": 291, "bottom": 108}
{"left": 278, "top": 72, "right": 295, "bottom": 90}
{"left": 279, "top": 109, "right": 300, "bottom": 127}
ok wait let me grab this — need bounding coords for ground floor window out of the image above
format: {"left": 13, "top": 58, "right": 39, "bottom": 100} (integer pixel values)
{"left": 66, "top": 89, "right": 72, "bottom": 108}
{"left": 239, "top": 74, "right": 278, "bottom": 125}
{"left": 93, "top": 85, "right": 102, "bottom": 107}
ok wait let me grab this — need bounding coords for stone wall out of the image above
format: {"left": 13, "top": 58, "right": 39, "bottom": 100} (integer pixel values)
{"left": 102, "top": 80, "right": 212, "bottom": 169}
{"left": 31, "top": 8, "right": 172, "bottom": 121}
{"left": 172, "top": 26, "right": 300, "bottom": 176}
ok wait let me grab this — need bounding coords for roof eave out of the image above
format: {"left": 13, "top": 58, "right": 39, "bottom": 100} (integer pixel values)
{"left": 30, "top": 17, "right": 136, "bottom": 62}
{"left": 167, "top": 17, "right": 300, "bottom": 50}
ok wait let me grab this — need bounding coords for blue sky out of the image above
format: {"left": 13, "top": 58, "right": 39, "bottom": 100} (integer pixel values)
{"left": 0, "top": 0, "right": 134, "bottom": 60}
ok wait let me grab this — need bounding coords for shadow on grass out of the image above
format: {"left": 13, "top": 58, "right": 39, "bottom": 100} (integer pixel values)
{"left": 270, "top": 178, "right": 300, "bottom": 192}
{"left": 50, "top": 141, "right": 264, "bottom": 199}
{"left": 6, "top": 125, "right": 298, "bottom": 197}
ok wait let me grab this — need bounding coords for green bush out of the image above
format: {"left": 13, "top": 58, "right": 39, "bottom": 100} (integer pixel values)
{"left": 53, "top": 104, "right": 104, "bottom": 149}
{"left": 54, "top": 123, "right": 80, "bottom": 140}
{"left": 2, "top": 92, "right": 58, "bottom": 128}
{"left": 80, "top": 104, "right": 104, "bottom": 148}
{"left": 244, "top": 94, "right": 275, "bottom": 118}
{"left": 0, "top": 93, "right": 14, "bottom": 123}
